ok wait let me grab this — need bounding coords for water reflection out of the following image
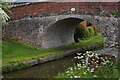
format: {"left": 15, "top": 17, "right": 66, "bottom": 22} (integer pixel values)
{"left": 3, "top": 56, "right": 75, "bottom": 78}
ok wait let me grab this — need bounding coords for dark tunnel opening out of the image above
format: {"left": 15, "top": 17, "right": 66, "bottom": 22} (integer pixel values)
{"left": 42, "top": 18, "right": 84, "bottom": 48}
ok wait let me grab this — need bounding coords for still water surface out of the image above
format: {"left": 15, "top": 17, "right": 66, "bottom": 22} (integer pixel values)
{"left": 3, "top": 56, "right": 75, "bottom": 78}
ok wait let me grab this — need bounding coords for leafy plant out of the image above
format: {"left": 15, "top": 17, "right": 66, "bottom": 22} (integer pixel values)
{"left": 0, "top": 2, "right": 11, "bottom": 25}
{"left": 109, "top": 11, "right": 117, "bottom": 15}
{"left": 84, "top": 27, "right": 94, "bottom": 38}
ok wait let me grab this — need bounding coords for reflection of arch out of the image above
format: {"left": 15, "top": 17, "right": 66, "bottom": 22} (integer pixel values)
{"left": 42, "top": 18, "right": 84, "bottom": 48}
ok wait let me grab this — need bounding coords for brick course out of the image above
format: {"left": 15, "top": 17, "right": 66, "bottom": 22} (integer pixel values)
{"left": 9, "top": 2, "right": 118, "bottom": 19}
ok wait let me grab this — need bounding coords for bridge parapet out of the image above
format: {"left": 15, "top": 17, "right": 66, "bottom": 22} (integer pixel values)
{"left": 9, "top": 2, "right": 118, "bottom": 19}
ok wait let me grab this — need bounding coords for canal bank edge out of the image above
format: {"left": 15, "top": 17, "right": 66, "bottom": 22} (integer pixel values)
{"left": 2, "top": 42, "right": 103, "bottom": 74}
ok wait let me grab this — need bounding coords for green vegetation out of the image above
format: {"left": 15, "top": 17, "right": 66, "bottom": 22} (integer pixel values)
{"left": 0, "top": 2, "right": 11, "bottom": 25}
{"left": 84, "top": 27, "right": 94, "bottom": 39}
{"left": 55, "top": 51, "right": 120, "bottom": 78}
{"left": 55, "top": 61, "right": 120, "bottom": 78}
{"left": 74, "top": 22, "right": 99, "bottom": 42}
{"left": 109, "top": 11, "right": 117, "bottom": 15}
{"left": 94, "top": 61, "right": 120, "bottom": 78}
{"left": 2, "top": 34, "right": 103, "bottom": 66}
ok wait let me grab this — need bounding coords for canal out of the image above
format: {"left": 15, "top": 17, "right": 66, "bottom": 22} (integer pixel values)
{"left": 3, "top": 56, "right": 76, "bottom": 78}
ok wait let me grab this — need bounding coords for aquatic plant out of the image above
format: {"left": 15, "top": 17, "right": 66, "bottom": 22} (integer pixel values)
{"left": 56, "top": 51, "right": 119, "bottom": 78}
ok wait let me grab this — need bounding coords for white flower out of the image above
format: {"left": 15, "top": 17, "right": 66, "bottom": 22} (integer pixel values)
{"left": 83, "top": 72, "right": 86, "bottom": 75}
{"left": 66, "top": 71, "right": 69, "bottom": 73}
{"left": 90, "top": 68, "right": 95, "bottom": 72}
{"left": 77, "top": 63, "right": 81, "bottom": 67}
{"left": 83, "top": 65, "right": 86, "bottom": 68}
{"left": 57, "top": 73, "right": 60, "bottom": 75}
{"left": 74, "top": 57, "right": 77, "bottom": 59}
{"left": 86, "top": 51, "right": 89, "bottom": 53}
{"left": 77, "top": 53, "right": 82, "bottom": 55}
{"left": 93, "top": 75, "right": 97, "bottom": 78}
{"left": 71, "top": 71, "right": 73, "bottom": 73}
{"left": 67, "top": 74, "right": 70, "bottom": 76}
{"left": 81, "top": 56, "right": 84, "bottom": 58}
{"left": 70, "top": 76, "right": 73, "bottom": 78}
{"left": 83, "top": 54, "right": 86, "bottom": 55}
{"left": 70, "top": 67, "right": 73, "bottom": 71}
{"left": 74, "top": 76, "right": 78, "bottom": 78}
{"left": 102, "top": 62, "right": 106, "bottom": 65}
{"left": 96, "top": 65, "right": 98, "bottom": 68}
{"left": 106, "top": 60, "right": 110, "bottom": 63}
{"left": 87, "top": 68, "right": 90, "bottom": 71}
{"left": 74, "top": 67, "right": 77, "bottom": 70}
{"left": 68, "top": 67, "right": 73, "bottom": 71}
{"left": 78, "top": 76, "right": 81, "bottom": 78}
{"left": 95, "top": 54, "right": 99, "bottom": 56}
{"left": 86, "top": 51, "right": 92, "bottom": 54}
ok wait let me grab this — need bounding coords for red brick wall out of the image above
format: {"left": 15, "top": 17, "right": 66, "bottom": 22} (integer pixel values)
{"left": 9, "top": 2, "right": 118, "bottom": 19}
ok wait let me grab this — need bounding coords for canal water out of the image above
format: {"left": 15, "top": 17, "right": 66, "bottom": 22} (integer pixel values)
{"left": 3, "top": 56, "right": 76, "bottom": 78}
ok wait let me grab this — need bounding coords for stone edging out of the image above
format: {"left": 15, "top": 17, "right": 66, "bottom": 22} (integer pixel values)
{"left": 2, "top": 42, "right": 103, "bottom": 73}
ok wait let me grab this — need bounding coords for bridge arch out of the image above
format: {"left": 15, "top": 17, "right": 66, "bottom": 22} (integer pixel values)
{"left": 42, "top": 18, "right": 84, "bottom": 48}
{"left": 41, "top": 15, "right": 118, "bottom": 48}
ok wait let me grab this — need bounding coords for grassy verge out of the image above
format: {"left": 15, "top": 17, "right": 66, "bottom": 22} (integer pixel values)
{"left": 2, "top": 34, "right": 103, "bottom": 66}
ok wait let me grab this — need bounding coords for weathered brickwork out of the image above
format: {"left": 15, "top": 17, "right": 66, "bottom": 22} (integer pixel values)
{"left": 9, "top": 2, "right": 118, "bottom": 19}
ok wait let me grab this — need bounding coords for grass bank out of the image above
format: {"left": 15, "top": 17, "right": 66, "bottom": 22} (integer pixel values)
{"left": 2, "top": 34, "right": 103, "bottom": 67}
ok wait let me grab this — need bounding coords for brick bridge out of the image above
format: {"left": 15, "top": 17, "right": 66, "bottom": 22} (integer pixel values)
{"left": 3, "top": 2, "right": 119, "bottom": 48}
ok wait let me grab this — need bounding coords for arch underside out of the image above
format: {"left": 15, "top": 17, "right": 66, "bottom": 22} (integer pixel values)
{"left": 42, "top": 18, "right": 83, "bottom": 48}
